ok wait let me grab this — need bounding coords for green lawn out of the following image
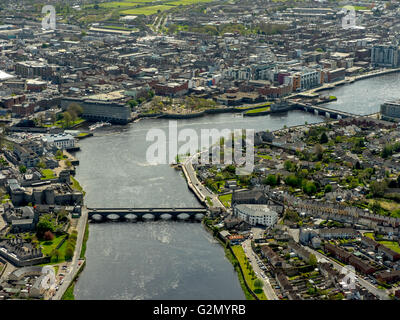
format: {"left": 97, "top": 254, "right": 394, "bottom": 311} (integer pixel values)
{"left": 121, "top": 4, "right": 175, "bottom": 15}
{"left": 39, "top": 235, "right": 67, "bottom": 257}
{"left": 379, "top": 241, "right": 400, "bottom": 254}
{"left": 62, "top": 283, "right": 75, "bottom": 300}
{"left": 80, "top": 222, "right": 89, "bottom": 259}
{"left": 232, "top": 245, "right": 267, "bottom": 300}
{"left": 102, "top": 25, "right": 139, "bottom": 31}
{"left": 364, "top": 232, "right": 374, "bottom": 239}
{"left": 78, "top": 132, "right": 90, "bottom": 137}
{"left": 41, "top": 169, "right": 56, "bottom": 180}
{"left": 245, "top": 106, "right": 271, "bottom": 114}
{"left": 257, "top": 154, "right": 272, "bottom": 160}
{"left": 43, "top": 118, "right": 85, "bottom": 129}
{"left": 341, "top": 5, "right": 370, "bottom": 10}
{"left": 167, "top": 0, "right": 214, "bottom": 4}
{"left": 71, "top": 176, "right": 85, "bottom": 195}
{"left": 218, "top": 193, "right": 232, "bottom": 208}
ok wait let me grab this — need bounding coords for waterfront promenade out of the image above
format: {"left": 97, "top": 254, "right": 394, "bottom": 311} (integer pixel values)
{"left": 242, "top": 239, "right": 278, "bottom": 300}
{"left": 182, "top": 152, "right": 226, "bottom": 211}
{"left": 53, "top": 207, "right": 88, "bottom": 300}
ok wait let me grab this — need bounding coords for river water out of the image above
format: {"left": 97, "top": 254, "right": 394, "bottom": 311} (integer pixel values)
{"left": 73, "top": 74, "right": 400, "bottom": 300}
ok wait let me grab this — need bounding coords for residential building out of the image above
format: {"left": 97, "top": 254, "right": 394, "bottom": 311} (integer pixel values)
{"left": 381, "top": 100, "right": 400, "bottom": 122}
{"left": 233, "top": 204, "right": 278, "bottom": 227}
{"left": 42, "top": 133, "right": 75, "bottom": 149}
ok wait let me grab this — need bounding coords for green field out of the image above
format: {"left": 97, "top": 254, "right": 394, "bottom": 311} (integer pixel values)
{"left": 41, "top": 169, "right": 56, "bottom": 180}
{"left": 39, "top": 235, "right": 68, "bottom": 263}
{"left": 167, "top": 0, "right": 214, "bottom": 4}
{"left": 245, "top": 106, "right": 271, "bottom": 114}
{"left": 232, "top": 245, "right": 267, "bottom": 300}
{"left": 218, "top": 193, "right": 232, "bottom": 208}
{"left": 257, "top": 154, "right": 272, "bottom": 160}
{"left": 97, "top": 0, "right": 161, "bottom": 7}
{"left": 102, "top": 25, "right": 139, "bottom": 31}
{"left": 379, "top": 241, "right": 400, "bottom": 254}
{"left": 341, "top": 5, "right": 370, "bottom": 11}
{"left": 121, "top": 4, "right": 175, "bottom": 15}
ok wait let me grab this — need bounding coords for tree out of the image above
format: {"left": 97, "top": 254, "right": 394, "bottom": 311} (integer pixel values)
{"left": 36, "top": 215, "right": 56, "bottom": 238}
{"left": 303, "top": 181, "right": 317, "bottom": 195}
{"left": 19, "top": 165, "right": 27, "bottom": 173}
{"left": 254, "top": 278, "right": 263, "bottom": 291}
{"left": 67, "top": 103, "right": 83, "bottom": 117}
{"left": 62, "top": 112, "right": 72, "bottom": 128}
{"left": 309, "top": 253, "right": 318, "bottom": 267}
{"left": 43, "top": 231, "right": 54, "bottom": 241}
{"left": 65, "top": 160, "right": 72, "bottom": 168}
{"left": 148, "top": 90, "right": 155, "bottom": 99}
{"left": 370, "top": 181, "right": 387, "bottom": 197}
{"left": 56, "top": 149, "right": 63, "bottom": 158}
{"left": 36, "top": 161, "right": 46, "bottom": 169}
{"left": 50, "top": 249, "right": 60, "bottom": 262}
{"left": 320, "top": 132, "right": 329, "bottom": 144}
{"left": 263, "top": 174, "right": 277, "bottom": 186}
{"left": 314, "top": 144, "right": 324, "bottom": 161}
{"left": 65, "top": 246, "right": 74, "bottom": 261}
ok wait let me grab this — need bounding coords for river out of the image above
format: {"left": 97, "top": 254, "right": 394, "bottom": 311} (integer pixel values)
{"left": 73, "top": 74, "right": 400, "bottom": 300}
{"left": 73, "top": 111, "right": 324, "bottom": 300}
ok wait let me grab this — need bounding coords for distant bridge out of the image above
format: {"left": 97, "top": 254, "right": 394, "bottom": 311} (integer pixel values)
{"left": 87, "top": 207, "right": 208, "bottom": 222}
{"left": 290, "top": 102, "right": 356, "bottom": 119}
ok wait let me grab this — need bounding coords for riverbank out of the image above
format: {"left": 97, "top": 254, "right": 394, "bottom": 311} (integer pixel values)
{"left": 134, "top": 102, "right": 272, "bottom": 121}
{"left": 202, "top": 219, "right": 257, "bottom": 300}
{"left": 132, "top": 68, "right": 400, "bottom": 123}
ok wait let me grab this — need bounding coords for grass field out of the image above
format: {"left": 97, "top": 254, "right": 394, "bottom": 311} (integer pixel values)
{"left": 41, "top": 169, "right": 56, "bottom": 180}
{"left": 257, "top": 154, "right": 272, "bottom": 160}
{"left": 39, "top": 235, "right": 68, "bottom": 263}
{"left": 218, "top": 193, "right": 232, "bottom": 208}
{"left": 167, "top": 0, "right": 214, "bottom": 4}
{"left": 231, "top": 245, "right": 267, "bottom": 300}
{"left": 102, "top": 25, "right": 138, "bottom": 30}
{"left": 121, "top": 4, "right": 175, "bottom": 15}
{"left": 379, "top": 241, "right": 400, "bottom": 254}
{"left": 245, "top": 106, "right": 270, "bottom": 114}
{"left": 71, "top": 176, "right": 85, "bottom": 195}
{"left": 96, "top": 0, "right": 161, "bottom": 7}
{"left": 341, "top": 5, "right": 370, "bottom": 10}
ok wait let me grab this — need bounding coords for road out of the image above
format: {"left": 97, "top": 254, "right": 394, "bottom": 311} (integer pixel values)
{"left": 52, "top": 207, "right": 88, "bottom": 300}
{"left": 304, "top": 246, "right": 390, "bottom": 300}
{"left": 242, "top": 239, "right": 278, "bottom": 300}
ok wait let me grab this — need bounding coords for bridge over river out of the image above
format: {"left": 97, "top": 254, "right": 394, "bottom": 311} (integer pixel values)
{"left": 87, "top": 207, "right": 209, "bottom": 222}
{"left": 290, "top": 101, "right": 355, "bottom": 119}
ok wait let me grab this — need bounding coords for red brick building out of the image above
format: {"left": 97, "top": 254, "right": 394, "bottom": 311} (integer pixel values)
{"left": 12, "top": 103, "right": 35, "bottom": 117}
{"left": 153, "top": 81, "right": 188, "bottom": 97}
{"left": 0, "top": 95, "right": 26, "bottom": 109}
{"left": 324, "top": 243, "right": 376, "bottom": 274}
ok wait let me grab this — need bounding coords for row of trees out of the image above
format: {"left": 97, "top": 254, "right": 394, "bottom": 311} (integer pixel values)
{"left": 61, "top": 103, "right": 83, "bottom": 128}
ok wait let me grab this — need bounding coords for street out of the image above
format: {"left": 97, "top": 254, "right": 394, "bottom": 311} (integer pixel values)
{"left": 242, "top": 239, "right": 278, "bottom": 300}
{"left": 304, "top": 246, "right": 390, "bottom": 300}
{"left": 52, "top": 207, "right": 88, "bottom": 300}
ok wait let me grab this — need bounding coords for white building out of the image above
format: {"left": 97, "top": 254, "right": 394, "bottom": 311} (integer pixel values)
{"left": 42, "top": 133, "right": 75, "bottom": 149}
{"left": 233, "top": 204, "right": 279, "bottom": 227}
{"left": 300, "top": 69, "right": 320, "bottom": 90}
